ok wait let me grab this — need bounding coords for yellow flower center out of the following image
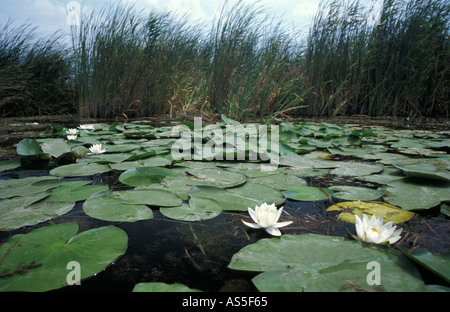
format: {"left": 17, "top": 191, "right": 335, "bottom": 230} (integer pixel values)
{"left": 370, "top": 227, "right": 381, "bottom": 235}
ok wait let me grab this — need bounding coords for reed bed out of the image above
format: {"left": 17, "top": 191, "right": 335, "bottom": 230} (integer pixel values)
{"left": 1, "top": 0, "right": 448, "bottom": 120}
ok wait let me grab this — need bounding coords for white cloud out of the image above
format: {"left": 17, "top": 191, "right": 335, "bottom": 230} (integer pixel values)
{"left": 293, "top": 2, "right": 319, "bottom": 18}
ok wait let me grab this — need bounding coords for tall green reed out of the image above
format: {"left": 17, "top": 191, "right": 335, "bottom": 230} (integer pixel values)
{"left": 206, "top": 0, "right": 305, "bottom": 121}
{"left": 303, "top": 0, "right": 449, "bottom": 117}
{"left": 0, "top": 19, "right": 74, "bottom": 117}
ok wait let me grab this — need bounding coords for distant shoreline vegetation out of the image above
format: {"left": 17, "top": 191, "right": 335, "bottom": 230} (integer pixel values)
{"left": 1, "top": 0, "right": 448, "bottom": 120}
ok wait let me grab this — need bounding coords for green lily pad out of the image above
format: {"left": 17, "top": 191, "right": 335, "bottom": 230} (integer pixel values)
{"left": 112, "top": 189, "right": 183, "bottom": 207}
{"left": 228, "top": 234, "right": 424, "bottom": 292}
{"left": 328, "top": 186, "right": 384, "bottom": 201}
{"left": 0, "top": 192, "right": 74, "bottom": 231}
{"left": 82, "top": 190, "right": 154, "bottom": 222}
{"left": 103, "top": 143, "right": 140, "bottom": 153}
{"left": 49, "top": 162, "right": 111, "bottom": 177}
{"left": 0, "top": 177, "right": 63, "bottom": 199}
{"left": 330, "top": 162, "right": 383, "bottom": 177}
{"left": 393, "top": 162, "right": 450, "bottom": 182}
{"left": 188, "top": 183, "right": 285, "bottom": 212}
{"left": 160, "top": 197, "right": 223, "bottom": 221}
{"left": 132, "top": 282, "right": 201, "bottom": 292}
{"left": 382, "top": 178, "right": 449, "bottom": 211}
{"left": 248, "top": 174, "right": 307, "bottom": 191}
{"left": 0, "top": 159, "right": 21, "bottom": 172}
{"left": 282, "top": 186, "right": 333, "bottom": 201}
{"left": 86, "top": 153, "right": 134, "bottom": 164}
{"left": 186, "top": 168, "right": 247, "bottom": 188}
{"left": 0, "top": 222, "right": 128, "bottom": 291}
{"left": 109, "top": 156, "right": 172, "bottom": 171}
{"left": 16, "top": 138, "right": 42, "bottom": 156}
{"left": 399, "top": 249, "right": 450, "bottom": 284}
{"left": 118, "top": 166, "right": 178, "bottom": 186}
{"left": 41, "top": 139, "right": 71, "bottom": 158}
{"left": 326, "top": 201, "right": 415, "bottom": 224}
{"left": 44, "top": 182, "right": 109, "bottom": 202}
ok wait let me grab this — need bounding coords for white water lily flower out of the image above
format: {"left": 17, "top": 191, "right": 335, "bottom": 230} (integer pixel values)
{"left": 353, "top": 214, "right": 402, "bottom": 245}
{"left": 242, "top": 202, "right": 293, "bottom": 236}
{"left": 67, "top": 135, "right": 77, "bottom": 140}
{"left": 66, "top": 128, "right": 78, "bottom": 135}
{"left": 88, "top": 144, "right": 107, "bottom": 155}
{"left": 78, "top": 124, "right": 95, "bottom": 130}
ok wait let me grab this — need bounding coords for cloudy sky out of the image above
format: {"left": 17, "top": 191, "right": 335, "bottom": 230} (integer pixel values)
{"left": 0, "top": 0, "right": 382, "bottom": 43}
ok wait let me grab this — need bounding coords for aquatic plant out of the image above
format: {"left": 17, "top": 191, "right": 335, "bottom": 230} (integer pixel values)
{"left": 241, "top": 203, "right": 293, "bottom": 236}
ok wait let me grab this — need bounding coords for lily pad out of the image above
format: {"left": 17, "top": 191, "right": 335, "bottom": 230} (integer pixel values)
{"left": 0, "top": 159, "right": 21, "bottom": 172}
{"left": 16, "top": 138, "right": 42, "bottom": 156}
{"left": 0, "top": 222, "right": 128, "bottom": 291}
{"left": 330, "top": 162, "right": 383, "bottom": 177}
{"left": 382, "top": 178, "right": 449, "bottom": 211}
{"left": 41, "top": 139, "right": 71, "bottom": 158}
{"left": 49, "top": 162, "right": 111, "bottom": 177}
{"left": 399, "top": 249, "right": 450, "bottom": 284}
{"left": 44, "top": 182, "right": 109, "bottom": 202}
{"left": 393, "top": 162, "right": 450, "bottom": 182}
{"left": 118, "top": 166, "right": 178, "bottom": 186}
{"left": 132, "top": 282, "right": 201, "bottom": 292}
{"left": 82, "top": 190, "right": 154, "bottom": 222}
{"left": 109, "top": 156, "right": 172, "bottom": 171}
{"left": 112, "top": 189, "right": 183, "bottom": 207}
{"left": 282, "top": 186, "right": 333, "bottom": 201}
{"left": 228, "top": 234, "right": 424, "bottom": 292}
{"left": 0, "top": 177, "right": 63, "bottom": 199}
{"left": 248, "top": 174, "right": 307, "bottom": 191}
{"left": 188, "top": 183, "right": 285, "bottom": 212}
{"left": 328, "top": 186, "right": 384, "bottom": 201}
{"left": 160, "top": 197, "right": 223, "bottom": 221}
{"left": 0, "top": 192, "right": 74, "bottom": 231}
{"left": 186, "top": 168, "right": 247, "bottom": 188}
{"left": 326, "top": 201, "right": 415, "bottom": 224}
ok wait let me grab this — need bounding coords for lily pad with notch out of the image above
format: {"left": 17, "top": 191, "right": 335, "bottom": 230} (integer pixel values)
{"left": 82, "top": 190, "right": 154, "bottom": 222}
{"left": 228, "top": 233, "right": 424, "bottom": 292}
{"left": 0, "top": 222, "right": 128, "bottom": 291}
{"left": 160, "top": 197, "right": 223, "bottom": 221}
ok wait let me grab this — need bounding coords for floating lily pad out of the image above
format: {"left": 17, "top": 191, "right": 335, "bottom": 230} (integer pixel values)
{"left": 86, "top": 153, "right": 134, "bottom": 164}
{"left": 49, "top": 162, "right": 111, "bottom": 177}
{"left": 41, "top": 139, "right": 71, "bottom": 158}
{"left": 188, "top": 183, "right": 285, "bottom": 212}
{"left": 44, "top": 181, "right": 109, "bottom": 202}
{"left": 228, "top": 234, "right": 424, "bottom": 292}
{"left": 0, "top": 177, "right": 63, "bottom": 199}
{"left": 160, "top": 197, "right": 223, "bottom": 221}
{"left": 0, "top": 222, "right": 128, "bottom": 291}
{"left": 399, "top": 249, "right": 450, "bottom": 284}
{"left": 16, "top": 138, "right": 42, "bottom": 156}
{"left": 113, "top": 189, "right": 183, "bottom": 207}
{"left": 326, "top": 201, "right": 415, "bottom": 224}
{"left": 328, "top": 186, "right": 384, "bottom": 201}
{"left": 118, "top": 166, "right": 178, "bottom": 186}
{"left": 109, "top": 156, "right": 172, "bottom": 171}
{"left": 248, "top": 174, "right": 307, "bottom": 191}
{"left": 0, "top": 159, "right": 21, "bottom": 172}
{"left": 0, "top": 192, "right": 74, "bottom": 231}
{"left": 382, "top": 178, "right": 449, "bottom": 211}
{"left": 393, "top": 162, "right": 450, "bottom": 182}
{"left": 186, "top": 168, "right": 247, "bottom": 188}
{"left": 132, "top": 282, "right": 201, "bottom": 292}
{"left": 282, "top": 186, "right": 333, "bottom": 201}
{"left": 330, "top": 162, "right": 384, "bottom": 177}
{"left": 82, "top": 190, "right": 154, "bottom": 222}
